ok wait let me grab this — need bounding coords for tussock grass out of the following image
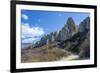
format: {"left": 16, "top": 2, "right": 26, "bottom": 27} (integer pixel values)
{"left": 21, "top": 45, "right": 71, "bottom": 63}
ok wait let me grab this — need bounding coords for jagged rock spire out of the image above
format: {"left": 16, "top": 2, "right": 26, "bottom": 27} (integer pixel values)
{"left": 79, "top": 16, "right": 90, "bottom": 32}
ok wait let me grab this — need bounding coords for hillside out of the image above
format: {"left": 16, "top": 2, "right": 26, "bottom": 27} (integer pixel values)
{"left": 21, "top": 16, "right": 90, "bottom": 63}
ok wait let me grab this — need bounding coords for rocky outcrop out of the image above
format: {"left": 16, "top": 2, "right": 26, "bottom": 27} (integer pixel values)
{"left": 33, "top": 17, "right": 78, "bottom": 47}
{"left": 78, "top": 17, "right": 90, "bottom": 59}
{"left": 57, "top": 17, "right": 78, "bottom": 41}
{"left": 58, "top": 16, "right": 90, "bottom": 59}
{"left": 32, "top": 16, "right": 90, "bottom": 59}
{"left": 79, "top": 16, "right": 90, "bottom": 32}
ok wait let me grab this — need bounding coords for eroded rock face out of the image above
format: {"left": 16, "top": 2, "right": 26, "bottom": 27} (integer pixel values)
{"left": 79, "top": 16, "right": 90, "bottom": 32}
{"left": 30, "top": 16, "right": 90, "bottom": 59}
{"left": 57, "top": 17, "right": 90, "bottom": 59}
{"left": 58, "top": 17, "right": 78, "bottom": 41}
{"left": 33, "top": 17, "right": 77, "bottom": 47}
{"left": 79, "top": 37, "right": 90, "bottom": 59}
{"left": 78, "top": 17, "right": 90, "bottom": 59}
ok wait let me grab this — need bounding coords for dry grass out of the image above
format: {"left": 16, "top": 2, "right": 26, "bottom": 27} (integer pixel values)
{"left": 21, "top": 45, "right": 71, "bottom": 63}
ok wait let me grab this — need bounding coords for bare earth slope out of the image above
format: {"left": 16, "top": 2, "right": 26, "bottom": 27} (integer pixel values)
{"left": 21, "top": 45, "right": 79, "bottom": 63}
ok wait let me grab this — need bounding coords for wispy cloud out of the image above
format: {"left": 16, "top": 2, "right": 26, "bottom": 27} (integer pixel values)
{"left": 22, "top": 37, "right": 40, "bottom": 44}
{"left": 22, "top": 23, "right": 44, "bottom": 43}
{"left": 22, "top": 14, "right": 28, "bottom": 20}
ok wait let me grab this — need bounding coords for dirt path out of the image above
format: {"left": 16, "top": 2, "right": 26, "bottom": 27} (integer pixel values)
{"left": 60, "top": 54, "right": 79, "bottom": 61}
{"left": 54, "top": 48, "right": 79, "bottom": 61}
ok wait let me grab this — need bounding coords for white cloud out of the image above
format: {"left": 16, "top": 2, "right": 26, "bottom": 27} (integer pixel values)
{"left": 22, "top": 37, "right": 39, "bottom": 44}
{"left": 22, "top": 23, "right": 44, "bottom": 43}
{"left": 22, "top": 14, "right": 28, "bottom": 20}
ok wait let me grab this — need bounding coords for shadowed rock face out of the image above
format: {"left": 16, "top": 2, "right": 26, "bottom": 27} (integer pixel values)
{"left": 24, "top": 16, "right": 90, "bottom": 60}
{"left": 58, "top": 16, "right": 90, "bottom": 59}
{"left": 79, "top": 16, "right": 90, "bottom": 32}
{"left": 78, "top": 17, "right": 90, "bottom": 58}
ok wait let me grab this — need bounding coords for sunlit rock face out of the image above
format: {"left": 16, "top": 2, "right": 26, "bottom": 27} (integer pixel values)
{"left": 58, "top": 17, "right": 78, "bottom": 41}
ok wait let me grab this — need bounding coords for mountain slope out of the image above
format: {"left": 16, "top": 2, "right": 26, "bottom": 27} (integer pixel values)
{"left": 21, "top": 16, "right": 90, "bottom": 62}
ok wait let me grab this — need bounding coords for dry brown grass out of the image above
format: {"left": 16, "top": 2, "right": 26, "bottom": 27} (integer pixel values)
{"left": 21, "top": 45, "right": 71, "bottom": 63}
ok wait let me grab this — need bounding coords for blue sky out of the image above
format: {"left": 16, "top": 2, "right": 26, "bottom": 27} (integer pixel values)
{"left": 21, "top": 9, "right": 89, "bottom": 44}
